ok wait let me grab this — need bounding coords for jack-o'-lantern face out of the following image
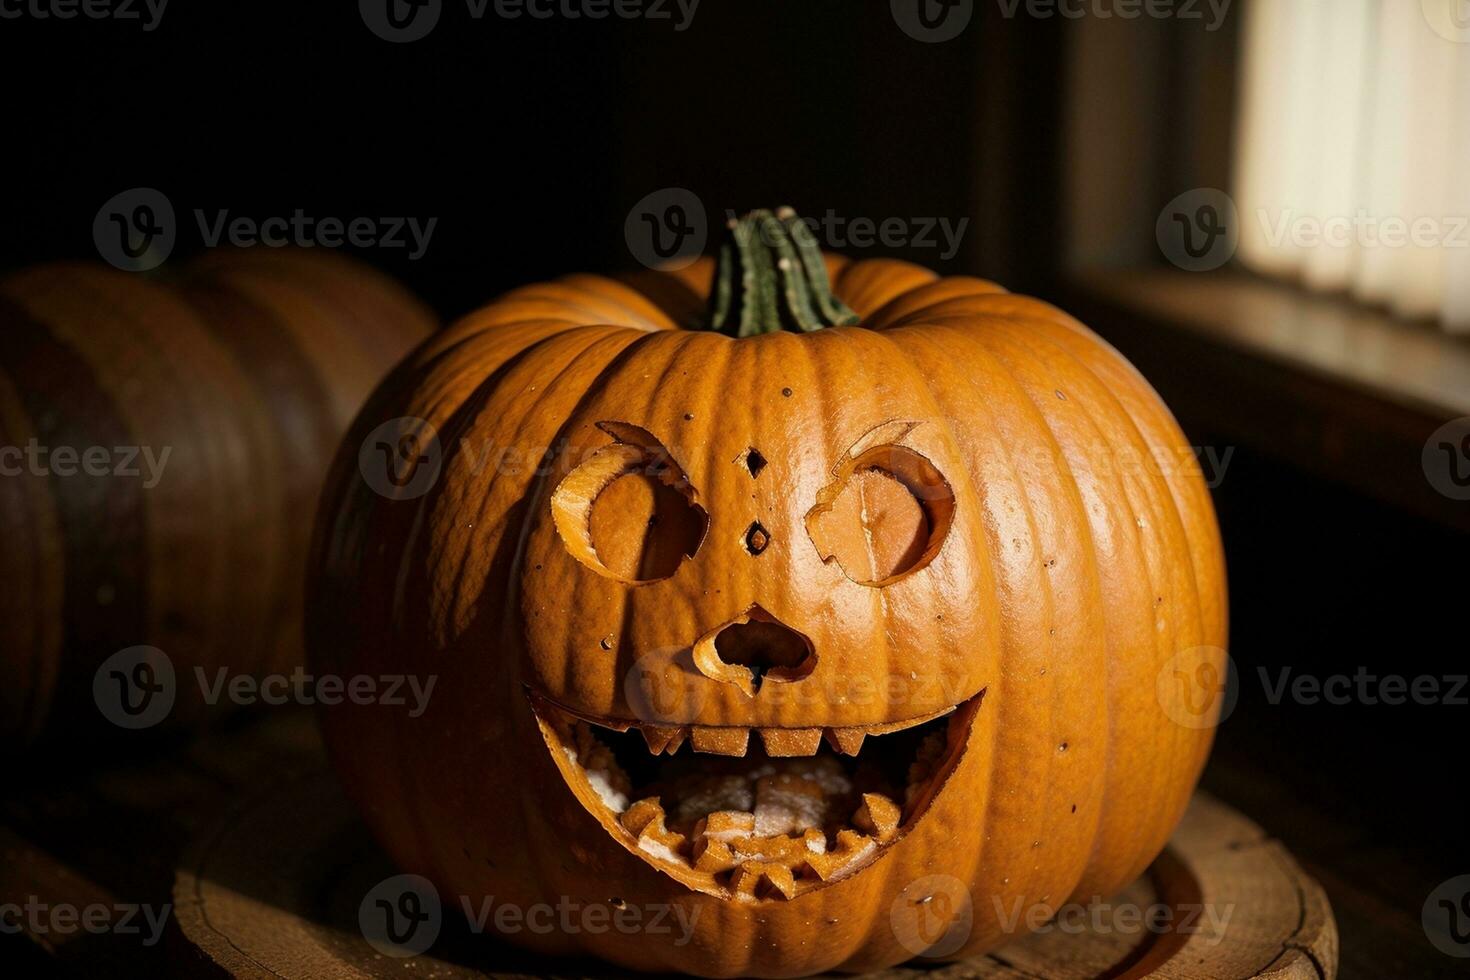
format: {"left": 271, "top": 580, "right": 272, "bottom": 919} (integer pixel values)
{"left": 528, "top": 411, "right": 986, "bottom": 900}
{"left": 309, "top": 209, "right": 1227, "bottom": 976}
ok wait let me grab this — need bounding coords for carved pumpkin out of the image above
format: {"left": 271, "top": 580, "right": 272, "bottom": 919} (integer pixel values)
{"left": 0, "top": 249, "right": 434, "bottom": 746}
{"left": 308, "top": 209, "right": 1227, "bottom": 976}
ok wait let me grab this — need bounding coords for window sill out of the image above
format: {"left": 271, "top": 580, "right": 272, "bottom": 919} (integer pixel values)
{"left": 1061, "top": 268, "right": 1470, "bottom": 531}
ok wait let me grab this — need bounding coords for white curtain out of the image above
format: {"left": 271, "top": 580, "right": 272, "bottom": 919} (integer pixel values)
{"left": 1234, "top": 0, "right": 1470, "bottom": 332}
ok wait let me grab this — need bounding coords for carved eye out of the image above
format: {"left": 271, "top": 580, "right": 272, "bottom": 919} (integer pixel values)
{"left": 552, "top": 423, "right": 707, "bottom": 583}
{"left": 805, "top": 422, "right": 955, "bottom": 586}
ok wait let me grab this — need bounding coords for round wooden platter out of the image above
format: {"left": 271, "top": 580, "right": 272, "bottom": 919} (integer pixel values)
{"left": 173, "top": 777, "right": 1337, "bottom": 980}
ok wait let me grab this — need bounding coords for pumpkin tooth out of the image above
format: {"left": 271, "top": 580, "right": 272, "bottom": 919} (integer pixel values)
{"left": 620, "top": 797, "right": 665, "bottom": 837}
{"left": 692, "top": 838, "right": 739, "bottom": 873}
{"left": 853, "top": 792, "right": 901, "bottom": 841}
{"left": 690, "top": 726, "right": 750, "bottom": 756}
{"left": 694, "top": 810, "right": 757, "bottom": 843}
{"left": 824, "top": 726, "right": 867, "bottom": 756}
{"left": 638, "top": 725, "right": 683, "bottom": 754}
{"left": 756, "top": 726, "right": 823, "bottom": 757}
{"left": 732, "top": 861, "right": 797, "bottom": 900}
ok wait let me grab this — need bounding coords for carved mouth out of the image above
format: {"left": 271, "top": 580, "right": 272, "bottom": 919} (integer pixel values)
{"left": 531, "top": 691, "right": 983, "bottom": 902}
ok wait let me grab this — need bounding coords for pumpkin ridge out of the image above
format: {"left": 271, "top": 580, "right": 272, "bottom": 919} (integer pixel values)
{"left": 886, "top": 322, "right": 1086, "bottom": 947}
{"left": 0, "top": 290, "right": 149, "bottom": 735}
{"left": 1015, "top": 315, "right": 1220, "bottom": 889}
{"left": 967, "top": 318, "right": 1138, "bottom": 901}
{"left": 72, "top": 270, "right": 281, "bottom": 690}
{"left": 439, "top": 325, "right": 654, "bottom": 640}
{"left": 979, "top": 315, "right": 1202, "bottom": 897}
{"left": 832, "top": 258, "right": 940, "bottom": 318}
{"left": 499, "top": 278, "right": 656, "bottom": 328}
{"left": 861, "top": 275, "right": 1010, "bottom": 331}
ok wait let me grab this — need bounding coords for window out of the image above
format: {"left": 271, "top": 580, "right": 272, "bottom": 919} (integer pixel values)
{"left": 1233, "top": 0, "right": 1470, "bottom": 331}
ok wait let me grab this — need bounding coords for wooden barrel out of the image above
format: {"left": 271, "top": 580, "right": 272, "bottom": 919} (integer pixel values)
{"left": 0, "top": 249, "right": 435, "bottom": 747}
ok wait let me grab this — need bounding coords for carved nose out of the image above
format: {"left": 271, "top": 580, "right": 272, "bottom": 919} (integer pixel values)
{"left": 692, "top": 607, "right": 816, "bottom": 695}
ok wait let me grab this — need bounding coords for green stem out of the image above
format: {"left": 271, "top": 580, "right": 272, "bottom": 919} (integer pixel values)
{"left": 704, "top": 207, "right": 859, "bottom": 336}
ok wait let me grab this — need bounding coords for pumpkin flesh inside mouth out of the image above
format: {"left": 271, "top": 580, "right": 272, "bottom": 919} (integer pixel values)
{"left": 533, "top": 693, "right": 982, "bottom": 902}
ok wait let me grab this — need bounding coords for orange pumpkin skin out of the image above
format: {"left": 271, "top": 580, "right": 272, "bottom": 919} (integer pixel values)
{"left": 0, "top": 249, "right": 435, "bottom": 744}
{"left": 309, "top": 245, "right": 1227, "bottom": 976}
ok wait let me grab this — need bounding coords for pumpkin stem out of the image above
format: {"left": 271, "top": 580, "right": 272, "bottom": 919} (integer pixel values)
{"left": 705, "top": 207, "right": 859, "bottom": 336}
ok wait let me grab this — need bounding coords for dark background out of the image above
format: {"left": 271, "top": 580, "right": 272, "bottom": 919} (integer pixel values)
{"left": 2, "top": 1, "right": 1466, "bottom": 975}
